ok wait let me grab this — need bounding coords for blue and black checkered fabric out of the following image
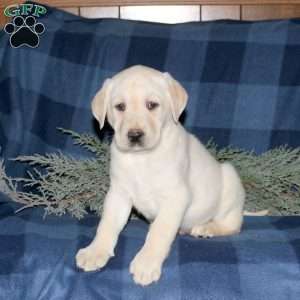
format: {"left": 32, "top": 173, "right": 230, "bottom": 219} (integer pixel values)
{"left": 0, "top": 198, "right": 300, "bottom": 299}
{"left": 1, "top": 3, "right": 300, "bottom": 299}
{"left": 1, "top": 3, "right": 300, "bottom": 174}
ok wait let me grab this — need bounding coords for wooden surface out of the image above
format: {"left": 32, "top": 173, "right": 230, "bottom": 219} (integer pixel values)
{"left": 242, "top": 4, "right": 300, "bottom": 19}
{"left": 201, "top": 5, "right": 240, "bottom": 20}
{"left": 3, "top": 0, "right": 300, "bottom": 6}
{"left": 2, "top": 1, "right": 300, "bottom": 27}
{"left": 0, "top": 11, "right": 9, "bottom": 27}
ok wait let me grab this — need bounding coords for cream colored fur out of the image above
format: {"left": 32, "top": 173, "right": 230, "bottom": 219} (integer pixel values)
{"left": 76, "top": 65, "right": 245, "bottom": 286}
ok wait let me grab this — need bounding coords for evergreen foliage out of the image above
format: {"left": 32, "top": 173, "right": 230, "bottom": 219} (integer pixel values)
{"left": 1, "top": 129, "right": 299, "bottom": 218}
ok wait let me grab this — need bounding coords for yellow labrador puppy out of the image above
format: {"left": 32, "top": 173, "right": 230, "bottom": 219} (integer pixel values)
{"left": 76, "top": 65, "right": 245, "bottom": 286}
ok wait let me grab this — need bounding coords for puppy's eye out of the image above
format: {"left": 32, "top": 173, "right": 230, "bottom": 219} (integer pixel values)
{"left": 115, "top": 103, "right": 126, "bottom": 112}
{"left": 146, "top": 101, "right": 159, "bottom": 111}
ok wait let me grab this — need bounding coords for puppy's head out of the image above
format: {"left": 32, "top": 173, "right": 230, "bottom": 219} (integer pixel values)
{"left": 91, "top": 65, "right": 187, "bottom": 152}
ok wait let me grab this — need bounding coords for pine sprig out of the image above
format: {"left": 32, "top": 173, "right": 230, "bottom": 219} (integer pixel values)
{"left": 0, "top": 130, "right": 300, "bottom": 218}
{"left": 57, "top": 128, "right": 110, "bottom": 160}
{"left": 0, "top": 130, "right": 110, "bottom": 219}
{"left": 208, "top": 144, "right": 300, "bottom": 215}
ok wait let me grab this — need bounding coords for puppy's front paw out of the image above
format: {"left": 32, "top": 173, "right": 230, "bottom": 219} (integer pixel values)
{"left": 129, "top": 249, "right": 162, "bottom": 286}
{"left": 76, "top": 245, "right": 110, "bottom": 272}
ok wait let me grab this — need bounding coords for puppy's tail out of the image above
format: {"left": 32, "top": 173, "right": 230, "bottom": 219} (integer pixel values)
{"left": 243, "top": 209, "right": 269, "bottom": 216}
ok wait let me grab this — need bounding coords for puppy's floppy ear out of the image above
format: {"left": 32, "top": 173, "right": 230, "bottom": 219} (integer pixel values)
{"left": 164, "top": 72, "right": 188, "bottom": 123}
{"left": 91, "top": 79, "right": 112, "bottom": 129}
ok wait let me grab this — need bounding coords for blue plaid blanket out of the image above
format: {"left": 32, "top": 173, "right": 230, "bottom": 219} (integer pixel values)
{"left": 1, "top": 2, "right": 300, "bottom": 299}
{"left": 0, "top": 197, "right": 300, "bottom": 299}
{"left": 1, "top": 3, "right": 300, "bottom": 176}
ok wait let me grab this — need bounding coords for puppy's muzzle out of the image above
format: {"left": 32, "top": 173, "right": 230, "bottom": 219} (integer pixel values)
{"left": 128, "top": 129, "right": 144, "bottom": 146}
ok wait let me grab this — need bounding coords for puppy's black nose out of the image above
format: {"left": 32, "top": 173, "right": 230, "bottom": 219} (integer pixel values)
{"left": 128, "top": 129, "right": 144, "bottom": 144}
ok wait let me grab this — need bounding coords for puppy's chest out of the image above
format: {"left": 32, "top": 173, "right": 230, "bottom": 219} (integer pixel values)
{"left": 115, "top": 152, "right": 179, "bottom": 220}
{"left": 130, "top": 172, "right": 162, "bottom": 220}
{"left": 124, "top": 164, "right": 164, "bottom": 220}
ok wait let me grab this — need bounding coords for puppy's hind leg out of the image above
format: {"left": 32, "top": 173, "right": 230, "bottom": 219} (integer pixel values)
{"left": 213, "top": 162, "right": 245, "bottom": 236}
{"left": 190, "top": 163, "right": 245, "bottom": 238}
